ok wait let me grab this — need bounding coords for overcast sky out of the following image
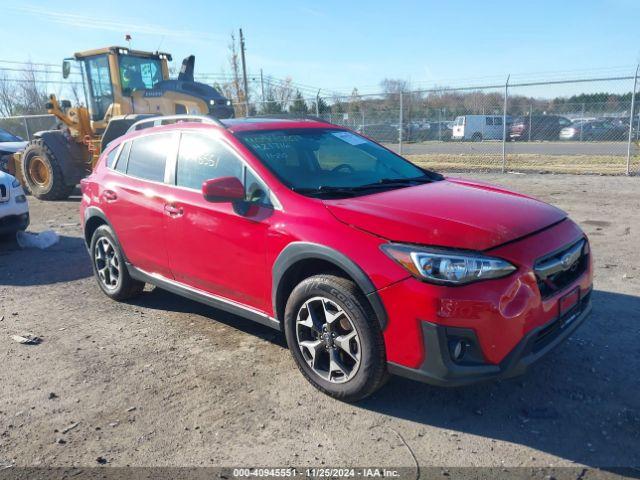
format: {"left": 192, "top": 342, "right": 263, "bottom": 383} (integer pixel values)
{"left": 2, "top": 0, "right": 640, "bottom": 96}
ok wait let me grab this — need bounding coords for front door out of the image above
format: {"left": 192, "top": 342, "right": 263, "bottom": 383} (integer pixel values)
{"left": 163, "top": 131, "right": 274, "bottom": 312}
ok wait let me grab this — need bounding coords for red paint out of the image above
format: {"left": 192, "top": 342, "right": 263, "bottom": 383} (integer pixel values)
{"left": 81, "top": 119, "right": 592, "bottom": 376}
{"left": 202, "top": 176, "right": 245, "bottom": 202}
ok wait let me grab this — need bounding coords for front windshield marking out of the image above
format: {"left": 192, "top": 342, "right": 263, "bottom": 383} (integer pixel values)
{"left": 236, "top": 128, "right": 440, "bottom": 196}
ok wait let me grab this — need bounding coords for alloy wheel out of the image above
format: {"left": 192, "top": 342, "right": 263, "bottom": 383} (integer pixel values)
{"left": 94, "top": 237, "right": 120, "bottom": 289}
{"left": 295, "top": 296, "right": 361, "bottom": 383}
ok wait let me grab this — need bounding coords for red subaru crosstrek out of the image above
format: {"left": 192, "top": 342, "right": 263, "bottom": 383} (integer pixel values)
{"left": 80, "top": 116, "right": 592, "bottom": 401}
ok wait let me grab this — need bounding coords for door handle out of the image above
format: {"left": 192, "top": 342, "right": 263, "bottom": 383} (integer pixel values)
{"left": 164, "top": 203, "right": 184, "bottom": 217}
{"left": 103, "top": 190, "right": 118, "bottom": 202}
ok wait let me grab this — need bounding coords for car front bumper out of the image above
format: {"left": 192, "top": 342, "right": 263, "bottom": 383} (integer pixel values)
{"left": 0, "top": 212, "right": 29, "bottom": 235}
{"left": 388, "top": 291, "right": 591, "bottom": 386}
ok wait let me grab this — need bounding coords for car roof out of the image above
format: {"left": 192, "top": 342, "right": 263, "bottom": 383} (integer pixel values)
{"left": 115, "top": 116, "right": 343, "bottom": 146}
{"left": 220, "top": 117, "right": 339, "bottom": 132}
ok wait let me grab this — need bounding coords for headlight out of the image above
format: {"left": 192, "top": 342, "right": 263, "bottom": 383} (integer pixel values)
{"left": 15, "top": 194, "right": 26, "bottom": 203}
{"left": 12, "top": 178, "right": 20, "bottom": 188}
{"left": 381, "top": 244, "right": 516, "bottom": 285}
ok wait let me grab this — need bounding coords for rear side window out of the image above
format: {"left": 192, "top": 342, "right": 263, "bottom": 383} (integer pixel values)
{"left": 176, "top": 132, "right": 242, "bottom": 190}
{"left": 486, "top": 117, "right": 494, "bottom": 126}
{"left": 104, "top": 147, "right": 119, "bottom": 168}
{"left": 115, "top": 142, "right": 131, "bottom": 173}
{"left": 126, "top": 133, "right": 173, "bottom": 182}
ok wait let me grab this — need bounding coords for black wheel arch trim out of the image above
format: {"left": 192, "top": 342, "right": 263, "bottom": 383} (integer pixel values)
{"left": 83, "top": 206, "right": 128, "bottom": 262}
{"left": 272, "top": 242, "right": 388, "bottom": 330}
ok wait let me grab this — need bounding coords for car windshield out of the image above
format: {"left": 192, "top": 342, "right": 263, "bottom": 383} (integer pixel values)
{"left": 0, "top": 129, "right": 21, "bottom": 142}
{"left": 236, "top": 128, "right": 441, "bottom": 197}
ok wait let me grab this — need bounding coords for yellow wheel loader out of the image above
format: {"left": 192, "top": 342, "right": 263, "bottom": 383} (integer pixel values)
{"left": 9, "top": 46, "right": 234, "bottom": 200}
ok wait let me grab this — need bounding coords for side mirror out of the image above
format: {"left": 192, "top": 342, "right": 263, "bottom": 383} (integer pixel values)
{"left": 202, "top": 176, "right": 245, "bottom": 203}
{"left": 62, "top": 60, "right": 71, "bottom": 79}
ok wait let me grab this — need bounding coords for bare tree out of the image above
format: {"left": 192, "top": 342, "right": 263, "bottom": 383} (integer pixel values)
{"left": 18, "top": 62, "right": 48, "bottom": 114}
{"left": 0, "top": 74, "right": 18, "bottom": 116}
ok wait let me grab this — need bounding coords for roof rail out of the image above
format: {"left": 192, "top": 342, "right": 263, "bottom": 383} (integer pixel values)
{"left": 241, "top": 114, "right": 332, "bottom": 124}
{"left": 126, "top": 114, "right": 225, "bottom": 134}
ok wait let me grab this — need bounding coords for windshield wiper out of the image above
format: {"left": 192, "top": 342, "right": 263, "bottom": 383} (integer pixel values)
{"left": 292, "top": 176, "right": 435, "bottom": 197}
{"left": 290, "top": 186, "right": 360, "bottom": 197}
{"left": 353, "top": 175, "right": 435, "bottom": 190}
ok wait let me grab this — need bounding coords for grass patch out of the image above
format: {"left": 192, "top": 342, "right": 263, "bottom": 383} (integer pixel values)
{"left": 405, "top": 153, "right": 638, "bottom": 175}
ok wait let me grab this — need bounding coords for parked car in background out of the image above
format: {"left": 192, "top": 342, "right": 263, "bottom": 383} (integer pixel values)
{"left": 452, "top": 115, "right": 510, "bottom": 141}
{"left": 356, "top": 123, "right": 400, "bottom": 143}
{"left": 0, "top": 129, "right": 28, "bottom": 173}
{"left": 0, "top": 170, "right": 29, "bottom": 237}
{"left": 509, "top": 115, "right": 572, "bottom": 141}
{"left": 81, "top": 116, "right": 592, "bottom": 401}
{"left": 560, "top": 120, "right": 628, "bottom": 141}
{"left": 427, "top": 121, "right": 453, "bottom": 141}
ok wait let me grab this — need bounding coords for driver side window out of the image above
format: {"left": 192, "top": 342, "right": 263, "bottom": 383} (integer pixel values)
{"left": 176, "top": 132, "right": 271, "bottom": 206}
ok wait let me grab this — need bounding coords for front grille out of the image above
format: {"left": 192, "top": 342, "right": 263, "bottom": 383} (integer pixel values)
{"left": 532, "top": 290, "right": 591, "bottom": 352}
{"left": 534, "top": 238, "right": 589, "bottom": 298}
{"left": 0, "top": 184, "right": 8, "bottom": 202}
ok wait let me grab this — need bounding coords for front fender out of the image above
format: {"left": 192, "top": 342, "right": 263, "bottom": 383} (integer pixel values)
{"left": 272, "top": 242, "right": 388, "bottom": 330}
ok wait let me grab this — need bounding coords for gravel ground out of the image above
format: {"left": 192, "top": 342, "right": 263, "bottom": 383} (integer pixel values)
{"left": 0, "top": 173, "right": 639, "bottom": 474}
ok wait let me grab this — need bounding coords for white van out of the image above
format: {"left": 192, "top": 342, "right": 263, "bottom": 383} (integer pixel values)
{"left": 452, "top": 115, "right": 509, "bottom": 141}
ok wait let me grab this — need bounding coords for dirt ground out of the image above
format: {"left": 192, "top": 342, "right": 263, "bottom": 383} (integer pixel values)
{"left": 0, "top": 173, "right": 639, "bottom": 473}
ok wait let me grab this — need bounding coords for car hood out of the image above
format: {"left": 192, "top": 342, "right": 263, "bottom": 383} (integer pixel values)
{"left": 324, "top": 178, "right": 566, "bottom": 250}
{"left": 0, "top": 170, "right": 16, "bottom": 184}
{"left": 0, "top": 141, "right": 28, "bottom": 153}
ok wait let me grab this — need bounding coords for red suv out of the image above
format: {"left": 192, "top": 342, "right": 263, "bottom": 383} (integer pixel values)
{"left": 80, "top": 116, "right": 592, "bottom": 401}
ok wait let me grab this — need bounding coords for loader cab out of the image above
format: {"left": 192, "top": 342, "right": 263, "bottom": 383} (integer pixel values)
{"left": 66, "top": 47, "right": 171, "bottom": 128}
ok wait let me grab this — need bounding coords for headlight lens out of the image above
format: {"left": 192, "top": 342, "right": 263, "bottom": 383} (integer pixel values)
{"left": 381, "top": 244, "right": 516, "bottom": 285}
{"left": 15, "top": 194, "right": 26, "bottom": 203}
{"left": 12, "top": 178, "right": 20, "bottom": 188}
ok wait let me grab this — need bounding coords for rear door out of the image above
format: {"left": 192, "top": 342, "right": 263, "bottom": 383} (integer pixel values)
{"left": 163, "top": 130, "right": 275, "bottom": 311}
{"left": 102, "top": 131, "right": 178, "bottom": 277}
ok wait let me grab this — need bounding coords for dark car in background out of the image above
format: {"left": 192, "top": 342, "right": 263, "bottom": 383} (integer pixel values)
{"left": 356, "top": 123, "right": 401, "bottom": 143}
{"left": 509, "top": 115, "right": 572, "bottom": 141}
{"left": 0, "top": 128, "right": 28, "bottom": 173}
{"left": 560, "top": 120, "right": 628, "bottom": 141}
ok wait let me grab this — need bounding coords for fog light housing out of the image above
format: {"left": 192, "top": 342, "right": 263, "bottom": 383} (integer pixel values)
{"left": 449, "top": 339, "right": 467, "bottom": 361}
{"left": 445, "top": 328, "right": 486, "bottom": 366}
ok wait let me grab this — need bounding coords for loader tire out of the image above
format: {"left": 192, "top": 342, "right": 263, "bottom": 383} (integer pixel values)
{"left": 12, "top": 154, "right": 31, "bottom": 195}
{"left": 21, "top": 139, "right": 74, "bottom": 200}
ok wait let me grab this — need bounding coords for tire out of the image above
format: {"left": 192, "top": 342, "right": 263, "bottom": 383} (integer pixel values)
{"left": 12, "top": 155, "right": 31, "bottom": 195}
{"left": 20, "top": 139, "right": 74, "bottom": 200}
{"left": 284, "top": 274, "right": 388, "bottom": 402}
{"left": 471, "top": 132, "right": 483, "bottom": 142}
{"left": 89, "top": 225, "right": 145, "bottom": 301}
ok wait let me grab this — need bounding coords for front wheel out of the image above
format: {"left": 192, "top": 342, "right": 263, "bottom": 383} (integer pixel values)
{"left": 284, "top": 274, "right": 388, "bottom": 402}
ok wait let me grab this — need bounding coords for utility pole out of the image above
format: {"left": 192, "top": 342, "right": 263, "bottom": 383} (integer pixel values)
{"left": 239, "top": 28, "right": 249, "bottom": 115}
{"left": 260, "top": 68, "right": 265, "bottom": 103}
{"left": 501, "top": 74, "right": 510, "bottom": 173}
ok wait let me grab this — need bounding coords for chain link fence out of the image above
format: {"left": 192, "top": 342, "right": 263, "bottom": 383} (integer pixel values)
{"left": 237, "top": 73, "right": 640, "bottom": 175}
{"left": 1, "top": 74, "right": 639, "bottom": 175}
{"left": 0, "top": 114, "right": 58, "bottom": 141}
